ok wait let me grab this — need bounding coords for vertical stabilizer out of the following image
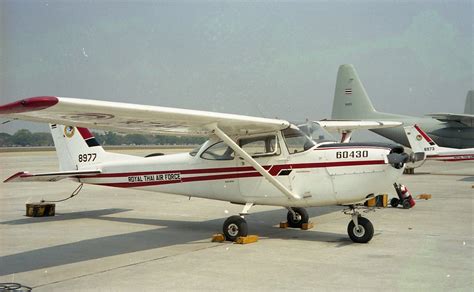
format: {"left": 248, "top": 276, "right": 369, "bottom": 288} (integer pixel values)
{"left": 464, "top": 90, "right": 473, "bottom": 114}
{"left": 50, "top": 124, "right": 106, "bottom": 171}
{"left": 404, "top": 125, "right": 439, "bottom": 155}
{"left": 331, "top": 64, "right": 377, "bottom": 119}
{"left": 331, "top": 64, "right": 406, "bottom": 120}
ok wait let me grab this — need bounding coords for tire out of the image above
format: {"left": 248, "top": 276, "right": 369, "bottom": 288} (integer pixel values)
{"left": 390, "top": 198, "right": 400, "bottom": 208}
{"left": 286, "top": 207, "right": 309, "bottom": 228}
{"left": 347, "top": 217, "right": 374, "bottom": 243}
{"left": 402, "top": 199, "right": 411, "bottom": 209}
{"left": 223, "top": 215, "right": 248, "bottom": 242}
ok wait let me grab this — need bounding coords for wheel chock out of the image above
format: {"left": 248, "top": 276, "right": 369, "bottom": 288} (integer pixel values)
{"left": 235, "top": 235, "right": 259, "bottom": 244}
{"left": 416, "top": 194, "right": 432, "bottom": 200}
{"left": 26, "top": 203, "right": 55, "bottom": 217}
{"left": 211, "top": 233, "right": 226, "bottom": 242}
{"left": 403, "top": 168, "right": 415, "bottom": 175}
{"left": 279, "top": 221, "right": 314, "bottom": 230}
{"left": 301, "top": 222, "right": 314, "bottom": 230}
{"left": 279, "top": 221, "right": 289, "bottom": 229}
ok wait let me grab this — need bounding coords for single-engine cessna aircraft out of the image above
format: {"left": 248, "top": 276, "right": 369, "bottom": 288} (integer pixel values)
{"left": 0, "top": 96, "right": 411, "bottom": 243}
{"left": 404, "top": 125, "right": 474, "bottom": 162}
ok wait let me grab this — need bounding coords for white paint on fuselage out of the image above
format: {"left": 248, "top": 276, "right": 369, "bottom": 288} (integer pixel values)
{"left": 79, "top": 138, "right": 404, "bottom": 208}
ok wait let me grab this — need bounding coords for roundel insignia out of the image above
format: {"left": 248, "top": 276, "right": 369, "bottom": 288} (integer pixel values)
{"left": 64, "top": 126, "right": 75, "bottom": 138}
{"left": 416, "top": 135, "right": 422, "bottom": 141}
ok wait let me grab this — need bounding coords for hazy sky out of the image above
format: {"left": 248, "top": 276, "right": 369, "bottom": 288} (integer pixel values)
{"left": 0, "top": 0, "right": 472, "bottom": 137}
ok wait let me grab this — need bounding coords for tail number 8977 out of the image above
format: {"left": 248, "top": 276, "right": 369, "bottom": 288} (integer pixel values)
{"left": 78, "top": 153, "right": 97, "bottom": 162}
{"left": 336, "top": 150, "right": 368, "bottom": 159}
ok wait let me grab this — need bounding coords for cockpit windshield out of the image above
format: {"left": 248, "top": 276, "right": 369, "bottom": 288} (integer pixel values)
{"left": 298, "top": 122, "right": 337, "bottom": 144}
{"left": 189, "top": 143, "right": 205, "bottom": 157}
{"left": 282, "top": 127, "right": 316, "bottom": 154}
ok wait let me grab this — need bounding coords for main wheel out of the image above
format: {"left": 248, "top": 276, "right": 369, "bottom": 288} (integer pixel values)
{"left": 390, "top": 198, "right": 400, "bottom": 208}
{"left": 223, "top": 215, "right": 248, "bottom": 242}
{"left": 286, "top": 207, "right": 309, "bottom": 228}
{"left": 347, "top": 217, "right": 374, "bottom": 243}
{"left": 402, "top": 199, "right": 411, "bottom": 209}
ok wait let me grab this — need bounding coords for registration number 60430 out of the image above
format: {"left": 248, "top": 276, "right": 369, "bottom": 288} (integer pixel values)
{"left": 336, "top": 150, "right": 368, "bottom": 159}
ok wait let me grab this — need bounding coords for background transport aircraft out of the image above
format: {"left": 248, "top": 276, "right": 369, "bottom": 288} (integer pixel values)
{"left": 331, "top": 64, "right": 474, "bottom": 149}
{"left": 0, "top": 96, "right": 411, "bottom": 243}
{"left": 404, "top": 125, "right": 474, "bottom": 162}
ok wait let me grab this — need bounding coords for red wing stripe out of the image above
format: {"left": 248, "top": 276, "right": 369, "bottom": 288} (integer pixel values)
{"left": 0, "top": 96, "right": 58, "bottom": 114}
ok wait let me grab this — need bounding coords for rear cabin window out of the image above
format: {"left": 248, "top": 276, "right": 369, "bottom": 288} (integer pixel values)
{"left": 200, "top": 142, "right": 235, "bottom": 160}
{"left": 238, "top": 135, "right": 279, "bottom": 157}
{"left": 283, "top": 127, "right": 315, "bottom": 154}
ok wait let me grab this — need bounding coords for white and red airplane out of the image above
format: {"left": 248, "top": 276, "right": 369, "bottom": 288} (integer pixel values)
{"left": 0, "top": 96, "right": 411, "bottom": 243}
{"left": 404, "top": 125, "right": 474, "bottom": 162}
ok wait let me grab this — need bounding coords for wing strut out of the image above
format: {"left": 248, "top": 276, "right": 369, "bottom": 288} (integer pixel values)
{"left": 211, "top": 125, "right": 301, "bottom": 200}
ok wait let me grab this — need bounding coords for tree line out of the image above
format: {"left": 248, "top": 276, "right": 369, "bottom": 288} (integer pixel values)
{"left": 0, "top": 129, "right": 206, "bottom": 147}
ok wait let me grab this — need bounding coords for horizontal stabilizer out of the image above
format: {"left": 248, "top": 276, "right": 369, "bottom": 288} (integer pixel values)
{"left": 4, "top": 170, "right": 101, "bottom": 183}
{"left": 425, "top": 113, "right": 474, "bottom": 127}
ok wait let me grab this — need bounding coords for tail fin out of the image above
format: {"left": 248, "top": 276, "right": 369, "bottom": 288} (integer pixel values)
{"left": 464, "top": 90, "right": 473, "bottom": 115}
{"left": 403, "top": 125, "right": 439, "bottom": 155}
{"left": 331, "top": 64, "right": 404, "bottom": 120}
{"left": 50, "top": 124, "right": 107, "bottom": 171}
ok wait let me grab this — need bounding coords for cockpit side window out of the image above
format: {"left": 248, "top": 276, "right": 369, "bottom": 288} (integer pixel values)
{"left": 238, "top": 135, "right": 279, "bottom": 157}
{"left": 283, "top": 127, "right": 315, "bottom": 154}
{"left": 200, "top": 141, "right": 235, "bottom": 160}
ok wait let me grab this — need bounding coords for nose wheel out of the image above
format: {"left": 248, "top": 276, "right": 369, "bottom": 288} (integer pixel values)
{"left": 345, "top": 206, "right": 374, "bottom": 243}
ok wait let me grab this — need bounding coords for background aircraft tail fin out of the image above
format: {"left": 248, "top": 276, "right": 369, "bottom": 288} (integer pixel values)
{"left": 465, "top": 90, "right": 473, "bottom": 115}
{"left": 404, "top": 125, "right": 439, "bottom": 155}
{"left": 331, "top": 64, "right": 403, "bottom": 120}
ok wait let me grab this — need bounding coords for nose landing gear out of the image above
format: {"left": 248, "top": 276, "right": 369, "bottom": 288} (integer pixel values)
{"left": 345, "top": 206, "right": 374, "bottom": 243}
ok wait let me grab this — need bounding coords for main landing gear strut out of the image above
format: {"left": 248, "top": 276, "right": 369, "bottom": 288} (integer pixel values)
{"left": 222, "top": 204, "right": 374, "bottom": 243}
{"left": 222, "top": 204, "right": 312, "bottom": 242}
{"left": 345, "top": 205, "right": 374, "bottom": 243}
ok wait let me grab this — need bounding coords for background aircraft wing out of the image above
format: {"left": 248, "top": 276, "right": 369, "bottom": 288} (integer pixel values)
{"left": 426, "top": 113, "right": 474, "bottom": 127}
{"left": 315, "top": 120, "right": 402, "bottom": 133}
{"left": 0, "top": 96, "right": 290, "bottom": 136}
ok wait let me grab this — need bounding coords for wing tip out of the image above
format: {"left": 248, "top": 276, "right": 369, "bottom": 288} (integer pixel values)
{"left": 0, "top": 96, "right": 59, "bottom": 115}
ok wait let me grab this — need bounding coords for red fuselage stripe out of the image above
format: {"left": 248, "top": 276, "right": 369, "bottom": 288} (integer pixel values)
{"left": 82, "top": 160, "right": 386, "bottom": 188}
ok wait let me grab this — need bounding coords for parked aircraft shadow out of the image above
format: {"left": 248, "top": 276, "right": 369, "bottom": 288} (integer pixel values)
{"left": 459, "top": 176, "right": 474, "bottom": 182}
{"left": 0, "top": 206, "right": 347, "bottom": 276}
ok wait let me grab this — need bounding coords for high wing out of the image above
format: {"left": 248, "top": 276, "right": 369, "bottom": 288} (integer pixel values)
{"left": 303, "top": 120, "right": 401, "bottom": 143}
{"left": 316, "top": 120, "right": 402, "bottom": 132}
{"left": 425, "top": 113, "right": 474, "bottom": 128}
{"left": 0, "top": 96, "right": 290, "bottom": 136}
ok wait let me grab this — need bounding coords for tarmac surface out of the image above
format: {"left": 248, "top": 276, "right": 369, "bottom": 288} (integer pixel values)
{"left": 0, "top": 149, "right": 473, "bottom": 291}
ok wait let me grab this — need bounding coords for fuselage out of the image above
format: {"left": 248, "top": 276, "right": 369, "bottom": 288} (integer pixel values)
{"left": 370, "top": 116, "right": 474, "bottom": 149}
{"left": 77, "top": 130, "right": 406, "bottom": 208}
